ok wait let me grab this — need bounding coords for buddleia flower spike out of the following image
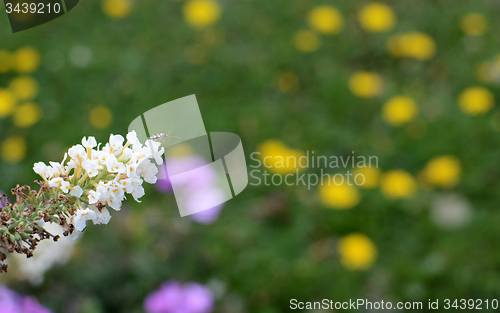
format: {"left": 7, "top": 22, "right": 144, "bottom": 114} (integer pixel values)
{"left": 0, "top": 131, "right": 164, "bottom": 272}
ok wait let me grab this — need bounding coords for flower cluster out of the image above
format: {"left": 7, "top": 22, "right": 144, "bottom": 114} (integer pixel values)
{"left": 144, "top": 281, "right": 214, "bottom": 313}
{"left": 0, "top": 131, "right": 164, "bottom": 272}
{"left": 0, "top": 285, "right": 52, "bottom": 313}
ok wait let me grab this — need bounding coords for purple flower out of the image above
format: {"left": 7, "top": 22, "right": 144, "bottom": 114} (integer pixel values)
{"left": 0, "top": 285, "right": 52, "bottom": 313}
{"left": 144, "top": 281, "right": 214, "bottom": 313}
{"left": 155, "top": 156, "right": 225, "bottom": 224}
{"left": 21, "top": 297, "right": 52, "bottom": 313}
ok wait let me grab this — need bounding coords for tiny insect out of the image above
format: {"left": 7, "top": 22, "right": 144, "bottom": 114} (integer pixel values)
{"left": 149, "top": 131, "right": 180, "bottom": 143}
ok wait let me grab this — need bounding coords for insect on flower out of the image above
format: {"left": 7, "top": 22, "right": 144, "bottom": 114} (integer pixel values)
{"left": 149, "top": 131, "right": 180, "bottom": 143}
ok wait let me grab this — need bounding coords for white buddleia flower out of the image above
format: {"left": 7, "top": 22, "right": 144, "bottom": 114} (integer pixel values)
{"left": 82, "top": 136, "right": 97, "bottom": 149}
{"left": 82, "top": 159, "right": 102, "bottom": 177}
{"left": 68, "top": 145, "right": 86, "bottom": 165}
{"left": 49, "top": 161, "right": 65, "bottom": 177}
{"left": 48, "top": 177, "right": 70, "bottom": 193}
{"left": 126, "top": 130, "right": 142, "bottom": 148}
{"left": 145, "top": 140, "right": 165, "bottom": 165}
{"left": 105, "top": 157, "right": 126, "bottom": 174}
{"left": 73, "top": 208, "right": 97, "bottom": 232}
{"left": 109, "top": 134, "right": 124, "bottom": 153}
{"left": 70, "top": 186, "right": 83, "bottom": 198}
{"left": 91, "top": 206, "right": 112, "bottom": 225}
{"left": 88, "top": 182, "right": 110, "bottom": 204}
{"left": 33, "top": 162, "right": 51, "bottom": 179}
{"left": 137, "top": 159, "right": 159, "bottom": 184}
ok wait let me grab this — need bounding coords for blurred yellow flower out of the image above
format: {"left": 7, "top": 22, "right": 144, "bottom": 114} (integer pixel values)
{"left": 89, "top": 106, "right": 113, "bottom": 129}
{"left": 1, "top": 136, "right": 27, "bottom": 163}
{"left": 0, "top": 89, "right": 16, "bottom": 118}
{"left": 9, "top": 76, "right": 38, "bottom": 101}
{"left": 183, "top": 0, "right": 221, "bottom": 29}
{"left": 476, "top": 56, "right": 500, "bottom": 84}
{"left": 0, "top": 50, "right": 12, "bottom": 73}
{"left": 358, "top": 2, "right": 395, "bottom": 33}
{"left": 102, "top": 0, "right": 132, "bottom": 19}
{"left": 338, "top": 233, "right": 377, "bottom": 270}
{"left": 382, "top": 95, "right": 418, "bottom": 126}
{"left": 13, "top": 47, "right": 40, "bottom": 73}
{"left": 387, "top": 32, "right": 436, "bottom": 61}
{"left": 13, "top": 102, "right": 42, "bottom": 128}
{"left": 458, "top": 86, "right": 494, "bottom": 115}
{"left": 353, "top": 167, "right": 380, "bottom": 189}
{"left": 257, "top": 140, "right": 305, "bottom": 174}
{"left": 307, "top": 5, "right": 343, "bottom": 35}
{"left": 461, "top": 13, "right": 487, "bottom": 36}
{"left": 348, "top": 71, "right": 383, "bottom": 98}
{"left": 474, "top": 62, "right": 495, "bottom": 84}
{"left": 421, "top": 155, "right": 461, "bottom": 188}
{"left": 319, "top": 182, "right": 360, "bottom": 209}
{"left": 404, "top": 32, "right": 436, "bottom": 61}
{"left": 381, "top": 170, "right": 417, "bottom": 199}
{"left": 293, "top": 30, "right": 321, "bottom": 53}
{"left": 276, "top": 71, "right": 299, "bottom": 94}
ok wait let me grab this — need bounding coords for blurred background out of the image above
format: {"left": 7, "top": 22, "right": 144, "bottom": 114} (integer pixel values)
{"left": 1, "top": 0, "right": 500, "bottom": 312}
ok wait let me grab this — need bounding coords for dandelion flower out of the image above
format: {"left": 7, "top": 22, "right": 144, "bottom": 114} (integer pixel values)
{"left": 358, "top": 2, "right": 395, "bottom": 33}
{"left": 307, "top": 5, "right": 343, "bottom": 35}
{"left": 338, "top": 233, "right": 377, "bottom": 270}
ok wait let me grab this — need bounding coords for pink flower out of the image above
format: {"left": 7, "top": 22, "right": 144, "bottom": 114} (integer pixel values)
{"left": 144, "top": 281, "right": 214, "bottom": 313}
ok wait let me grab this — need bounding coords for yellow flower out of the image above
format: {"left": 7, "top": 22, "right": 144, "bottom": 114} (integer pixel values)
{"left": 338, "top": 233, "right": 377, "bottom": 270}
{"left": 307, "top": 5, "right": 343, "bottom": 35}
{"left": 458, "top": 86, "right": 494, "bottom": 115}
{"left": 461, "top": 13, "right": 487, "bottom": 36}
{"left": 421, "top": 155, "right": 461, "bottom": 188}
{"left": 348, "top": 71, "right": 383, "bottom": 98}
{"left": 13, "top": 102, "right": 42, "bottom": 128}
{"left": 382, "top": 95, "right": 418, "bottom": 126}
{"left": 474, "top": 62, "right": 495, "bottom": 84}
{"left": 0, "top": 89, "right": 16, "bottom": 118}
{"left": 1, "top": 136, "right": 27, "bottom": 163}
{"left": 405, "top": 32, "right": 436, "bottom": 60}
{"left": 0, "top": 50, "right": 12, "bottom": 73}
{"left": 293, "top": 30, "right": 321, "bottom": 53}
{"left": 257, "top": 140, "right": 305, "bottom": 174}
{"left": 89, "top": 106, "right": 113, "bottom": 129}
{"left": 13, "top": 47, "right": 40, "bottom": 73}
{"left": 387, "top": 32, "right": 436, "bottom": 61}
{"left": 319, "top": 182, "right": 360, "bottom": 209}
{"left": 9, "top": 76, "right": 38, "bottom": 101}
{"left": 380, "top": 170, "right": 417, "bottom": 199}
{"left": 183, "top": 0, "right": 221, "bottom": 29}
{"left": 276, "top": 71, "right": 299, "bottom": 94}
{"left": 102, "top": 0, "right": 132, "bottom": 19}
{"left": 358, "top": 2, "right": 395, "bottom": 33}
{"left": 353, "top": 167, "right": 380, "bottom": 189}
